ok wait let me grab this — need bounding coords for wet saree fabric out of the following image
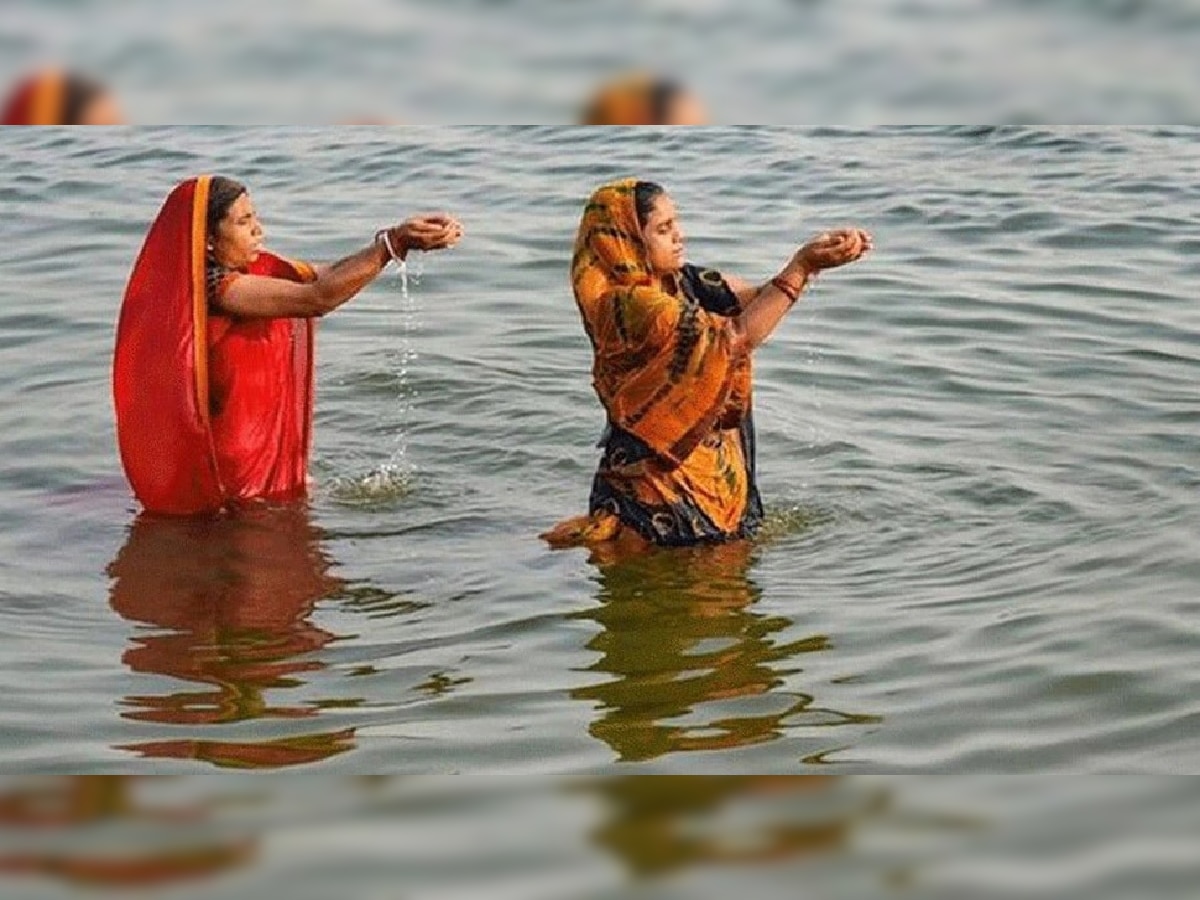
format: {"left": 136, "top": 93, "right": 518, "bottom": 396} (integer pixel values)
{"left": 548, "top": 179, "right": 763, "bottom": 547}
{"left": 113, "top": 176, "right": 317, "bottom": 515}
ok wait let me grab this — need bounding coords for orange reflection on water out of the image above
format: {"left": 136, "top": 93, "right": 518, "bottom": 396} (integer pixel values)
{"left": 107, "top": 504, "right": 357, "bottom": 769}
{"left": 578, "top": 775, "right": 885, "bottom": 879}
{"left": 572, "top": 541, "right": 878, "bottom": 763}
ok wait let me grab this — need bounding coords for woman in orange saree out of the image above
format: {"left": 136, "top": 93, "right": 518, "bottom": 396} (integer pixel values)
{"left": 543, "top": 179, "right": 870, "bottom": 550}
{"left": 113, "top": 175, "right": 462, "bottom": 515}
{"left": 581, "top": 72, "right": 708, "bottom": 125}
{"left": 2, "top": 69, "right": 124, "bottom": 124}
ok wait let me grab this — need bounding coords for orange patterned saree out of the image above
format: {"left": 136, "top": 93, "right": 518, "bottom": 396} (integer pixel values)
{"left": 544, "top": 179, "right": 763, "bottom": 548}
{"left": 113, "top": 176, "right": 317, "bottom": 515}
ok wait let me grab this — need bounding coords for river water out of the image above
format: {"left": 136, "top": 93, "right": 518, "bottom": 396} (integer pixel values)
{"left": 1, "top": 126, "right": 1198, "bottom": 896}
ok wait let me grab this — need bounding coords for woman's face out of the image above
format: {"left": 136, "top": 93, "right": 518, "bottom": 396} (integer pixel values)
{"left": 641, "top": 192, "right": 686, "bottom": 275}
{"left": 665, "top": 91, "right": 707, "bottom": 125}
{"left": 78, "top": 91, "right": 125, "bottom": 125}
{"left": 212, "top": 193, "right": 264, "bottom": 270}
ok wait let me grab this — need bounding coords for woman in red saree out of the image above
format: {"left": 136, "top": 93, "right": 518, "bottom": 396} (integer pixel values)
{"left": 543, "top": 179, "right": 871, "bottom": 550}
{"left": 113, "top": 175, "right": 462, "bottom": 515}
{"left": 2, "top": 69, "right": 124, "bottom": 124}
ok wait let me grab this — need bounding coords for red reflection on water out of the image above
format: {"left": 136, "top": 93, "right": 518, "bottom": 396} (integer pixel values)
{"left": 0, "top": 776, "right": 254, "bottom": 887}
{"left": 107, "top": 503, "right": 356, "bottom": 769}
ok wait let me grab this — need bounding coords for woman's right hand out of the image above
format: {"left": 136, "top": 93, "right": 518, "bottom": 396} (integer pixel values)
{"left": 387, "top": 214, "right": 464, "bottom": 254}
{"left": 793, "top": 228, "right": 872, "bottom": 275}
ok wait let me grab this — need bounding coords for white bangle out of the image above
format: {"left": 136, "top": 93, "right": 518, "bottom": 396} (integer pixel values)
{"left": 375, "top": 229, "right": 404, "bottom": 267}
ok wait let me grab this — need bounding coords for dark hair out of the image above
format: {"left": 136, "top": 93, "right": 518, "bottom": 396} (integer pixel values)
{"left": 61, "top": 72, "right": 107, "bottom": 125}
{"left": 633, "top": 181, "right": 665, "bottom": 229}
{"left": 648, "top": 78, "right": 683, "bottom": 123}
{"left": 206, "top": 176, "right": 248, "bottom": 239}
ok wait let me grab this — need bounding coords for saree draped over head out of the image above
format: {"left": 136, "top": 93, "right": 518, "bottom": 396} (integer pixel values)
{"left": 545, "top": 178, "right": 763, "bottom": 548}
{"left": 582, "top": 73, "right": 675, "bottom": 125}
{"left": 113, "top": 176, "right": 317, "bottom": 515}
{"left": 2, "top": 70, "right": 65, "bottom": 124}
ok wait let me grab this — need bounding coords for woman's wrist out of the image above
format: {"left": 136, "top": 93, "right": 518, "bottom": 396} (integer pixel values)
{"left": 786, "top": 257, "right": 814, "bottom": 282}
{"left": 771, "top": 262, "right": 810, "bottom": 303}
{"left": 375, "top": 228, "right": 409, "bottom": 267}
{"left": 391, "top": 229, "right": 410, "bottom": 260}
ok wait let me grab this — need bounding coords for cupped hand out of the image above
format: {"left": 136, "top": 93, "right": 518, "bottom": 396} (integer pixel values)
{"left": 795, "top": 228, "right": 872, "bottom": 274}
{"left": 390, "top": 214, "right": 464, "bottom": 253}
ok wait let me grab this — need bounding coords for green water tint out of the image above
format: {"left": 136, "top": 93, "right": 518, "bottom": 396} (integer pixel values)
{"left": 325, "top": 465, "right": 415, "bottom": 507}
{"left": 574, "top": 776, "right": 895, "bottom": 879}
{"left": 334, "top": 583, "right": 430, "bottom": 622}
{"left": 755, "top": 503, "right": 835, "bottom": 543}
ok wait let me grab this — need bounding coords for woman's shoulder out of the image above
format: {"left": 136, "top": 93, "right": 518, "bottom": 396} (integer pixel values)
{"left": 679, "top": 264, "right": 739, "bottom": 315}
{"left": 250, "top": 252, "right": 316, "bottom": 283}
{"left": 678, "top": 261, "right": 720, "bottom": 277}
{"left": 206, "top": 258, "right": 241, "bottom": 306}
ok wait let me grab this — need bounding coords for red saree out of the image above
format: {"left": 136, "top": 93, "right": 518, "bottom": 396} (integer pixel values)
{"left": 113, "top": 176, "right": 317, "bottom": 515}
{"left": 2, "top": 70, "right": 65, "bottom": 124}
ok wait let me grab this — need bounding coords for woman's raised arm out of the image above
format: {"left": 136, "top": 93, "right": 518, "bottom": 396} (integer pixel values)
{"left": 730, "top": 227, "right": 872, "bottom": 352}
{"left": 215, "top": 214, "right": 462, "bottom": 319}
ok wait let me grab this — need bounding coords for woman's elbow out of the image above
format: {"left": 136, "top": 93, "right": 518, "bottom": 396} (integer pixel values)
{"left": 289, "top": 300, "right": 331, "bottom": 319}
{"left": 302, "top": 286, "right": 341, "bottom": 318}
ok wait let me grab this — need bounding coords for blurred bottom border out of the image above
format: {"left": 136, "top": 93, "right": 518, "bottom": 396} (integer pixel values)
{"left": 0, "top": 775, "right": 1198, "bottom": 899}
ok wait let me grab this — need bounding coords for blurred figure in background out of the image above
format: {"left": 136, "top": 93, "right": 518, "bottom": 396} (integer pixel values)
{"left": 581, "top": 72, "right": 708, "bottom": 125}
{"left": 2, "top": 69, "right": 125, "bottom": 125}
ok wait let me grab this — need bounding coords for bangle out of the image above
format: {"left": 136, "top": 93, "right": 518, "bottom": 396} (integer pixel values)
{"left": 375, "top": 229, "right": 404, "bottom": 267}
{"left": 770, "top": 274, "right": 804, "bottom": 304}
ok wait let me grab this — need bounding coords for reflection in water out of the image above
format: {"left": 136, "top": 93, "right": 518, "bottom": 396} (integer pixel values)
{"left": 107, "top": 504, "right": 356, "bottom": 769}
{"left": 0, "top": 776, "right": 254, "bottom": 887}
{"left": 0, "top": 775, "right": 991, "bottom": 895}
{"left": 578, "top": 776, "right": 886, "bottom": 879}
{"left": 572, "top": 543, "right": 878, "bottom": 763}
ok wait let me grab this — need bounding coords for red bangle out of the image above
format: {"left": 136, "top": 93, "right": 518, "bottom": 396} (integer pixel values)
{"left": 770, "top": 275, "right": 803, "bottom": 303}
